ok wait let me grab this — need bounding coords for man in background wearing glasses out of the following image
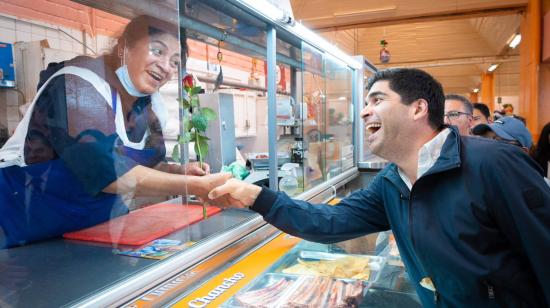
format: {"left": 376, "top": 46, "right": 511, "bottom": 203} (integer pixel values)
{"left": 444, "top": 94, "right": 473, "bottom": 136}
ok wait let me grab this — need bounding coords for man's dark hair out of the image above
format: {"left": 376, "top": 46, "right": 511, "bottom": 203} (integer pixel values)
{"left": 473, "top": 102, "right": 490, "bottom": 119}
{"left": 445, "top": 94, "right": 473, "bottom": 115}
{"left": 366, "top": 68, "right": 445, "bottom": 130}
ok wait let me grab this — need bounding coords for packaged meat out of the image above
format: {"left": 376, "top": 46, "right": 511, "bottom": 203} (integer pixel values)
{"left": 277, "top": 251, "right": 386, "bottom": 283}
{"left": 223, "top": 274, "right": 370, "bottom": 308}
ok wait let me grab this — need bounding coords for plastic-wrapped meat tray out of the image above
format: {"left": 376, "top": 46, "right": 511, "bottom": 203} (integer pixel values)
{"left": 222, "top": 273, "right": 370, "bottom": 308}
{"left": 273, "top": 250, "right": 386, "bottom": 284}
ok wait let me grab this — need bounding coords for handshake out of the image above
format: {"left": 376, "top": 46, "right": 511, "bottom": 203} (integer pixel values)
{"left": 195, "top": 173, "right": 262, "bottom": 208}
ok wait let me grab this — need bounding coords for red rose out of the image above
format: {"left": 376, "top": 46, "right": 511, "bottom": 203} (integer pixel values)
{"left": 183, "top": 74, "right": 194, "bottom": 89}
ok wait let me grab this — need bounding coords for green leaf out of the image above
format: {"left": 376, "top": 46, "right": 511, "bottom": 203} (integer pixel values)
{"left": 171, "top": 144, "right": 180, "bottom": 163}
{"left": 201, "top": 107, "right": 217, "bottom": 121}
{"left": 194, "top": 137, "right": 209, "bottom": 158}
{"left": 191, "top": 113, "right": 208, "bottom": 132}
{"left": 190, "top": 96, "right": 200, "bottom": 108}
{"left": 198, "top": 134, "right": 210, "bottom": 141}
{"left": 181, "top": 97, "right": 190, "bottom": 109}
{"left": 183, "top": 116, "right": 192, "bottom": 132}
{"left": 189, "top": 86, "right": 202, "bottom": 96}
{"left": 179, "top": 132, "right": 192, "bottom": 143}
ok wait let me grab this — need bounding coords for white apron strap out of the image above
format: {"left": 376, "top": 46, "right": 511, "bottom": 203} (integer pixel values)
{"left": 0, "top": 66, "right": 112, "bottom": 168}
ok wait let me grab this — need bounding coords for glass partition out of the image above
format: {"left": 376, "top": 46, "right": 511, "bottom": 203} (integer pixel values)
{"left": 325, "top": 54, "right": 354, "bottom": 177}
{"left": 274, "top": 40, "right": 303, "bottom": 196}
{"left": 0, "top": 0, "right": 361, "bottom": 305}
{"left": 361, "top": 67, "right": 386, "bottom": 163}
{"left": 301, "top": 42, "right": 326, "bottom": 190}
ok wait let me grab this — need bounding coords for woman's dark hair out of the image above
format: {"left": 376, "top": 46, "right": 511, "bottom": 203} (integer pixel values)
{"left": 112, "top": 15, "right": 187, "bottom": 63}
{"left": 366, "top": 68, "right": 445, "bottom": 130}
{"left": 533, "top": 122, "right": 550, "bottom": 175}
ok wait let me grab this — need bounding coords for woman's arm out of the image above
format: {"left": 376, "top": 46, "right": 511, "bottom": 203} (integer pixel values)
{"left": 103, "top": 165, "right": 232, "bottom": 205}
{"left": 154, "top": 161, "right": 210, "bottom": 176}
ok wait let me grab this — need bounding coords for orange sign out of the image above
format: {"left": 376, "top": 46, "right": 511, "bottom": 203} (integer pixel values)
{"left": 174, "top": 234, "right": 300, "bottom": 307}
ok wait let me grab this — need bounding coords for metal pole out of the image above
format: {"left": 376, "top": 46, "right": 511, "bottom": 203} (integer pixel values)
{"left": 351, "top": 67, "right": 358, "bottom": 166}
{"left": 353, "top": 56, "right": 365, "bottom": 164}
{"left": 267, "top": 26, "right": 278, "bottom": 191}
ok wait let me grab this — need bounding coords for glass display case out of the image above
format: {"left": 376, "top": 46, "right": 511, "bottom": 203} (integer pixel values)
{"left": 0, "top": 0, "right": 370, "bottom": 306}
{"left": 355, "top": 56, "right": 389, "bottom": 171}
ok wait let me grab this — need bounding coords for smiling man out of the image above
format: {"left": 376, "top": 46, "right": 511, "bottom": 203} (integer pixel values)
{"left": 209, "top": 68, "right": 550, "bottom": 307}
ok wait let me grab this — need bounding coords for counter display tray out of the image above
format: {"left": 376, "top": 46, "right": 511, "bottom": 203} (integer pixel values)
{"left": 63, "top": 204, "right": 221, "bottom": 245}
{"left": 223, "top": 273, "right": 370, "bottom": 308}
{"left": 272, "top": 250, "right": 386, "bottom": 284}
{"left": 360, "top": 287, "right": 421, "bottom": 308}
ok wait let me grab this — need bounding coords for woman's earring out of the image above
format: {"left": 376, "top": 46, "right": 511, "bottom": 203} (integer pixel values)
{"left": 118, "top": 45, "right": 125, "bottom": 66}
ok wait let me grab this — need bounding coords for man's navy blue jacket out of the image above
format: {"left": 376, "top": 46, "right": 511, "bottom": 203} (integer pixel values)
{"left": 251, "top": 127, "right": 550, "bottom": 307}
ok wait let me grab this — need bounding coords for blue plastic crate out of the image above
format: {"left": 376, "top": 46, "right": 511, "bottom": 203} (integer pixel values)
{"left": 0, "top": 42, "right": 15, "bottom": 88}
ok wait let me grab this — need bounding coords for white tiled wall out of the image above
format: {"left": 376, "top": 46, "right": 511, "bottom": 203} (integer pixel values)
{"left": 0, "top": 13, "right": 115, "bottom": 133}
{"left": 0, "top": 14, "right": 114, "bottom": 55}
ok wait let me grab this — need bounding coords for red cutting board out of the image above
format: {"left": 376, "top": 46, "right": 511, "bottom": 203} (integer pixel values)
{"left": 63, "top": 204, "right": 221, "bottom": 245}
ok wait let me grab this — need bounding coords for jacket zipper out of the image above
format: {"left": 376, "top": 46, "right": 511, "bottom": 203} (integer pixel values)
{"left": 409, "top": 183, "right": 440, "bottom": 306}
{"left": 434, "top": 290, "right": 440, "bottom": 304}
{"left": 487, "top": 283, "right": 495, "bottom": 300}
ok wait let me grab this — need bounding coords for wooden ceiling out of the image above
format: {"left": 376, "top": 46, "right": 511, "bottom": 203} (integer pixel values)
{"left": 291, "top": 0, "right": 526, "bottom": 97}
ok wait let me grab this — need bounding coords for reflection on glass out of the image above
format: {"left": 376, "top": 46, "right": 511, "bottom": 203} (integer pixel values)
{"left": 325, "top": 55, "right": 354, "bottom": 176}
{"left": 0, "top": 0, "right": 262, "bottom": 305}
{"left": 301, "top": 43, "right": 326, "bottom": 190}
{"left": 0, "top": 14, "right": 193, "bottom": 248}
{"left": 362, "top": 70, "right": 384, "bottom": 162}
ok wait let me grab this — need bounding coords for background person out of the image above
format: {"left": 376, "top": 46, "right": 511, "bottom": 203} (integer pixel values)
{"left": 533, "top": 122, "right": 550, "bottom": 178}
{"left": 471, "top": 102, "right": 491, "bottom": 127}
{"left": 444, "top": 94, "right": 473, "bottom": 136}
{"left": 471, "top": 116, "right": 533, "bottom": 152}
{"left": 502, "top": 103, "right": 514, "bottom": 116}
{"left": 210, "top": 68, "right": 550, "bottom": 307}
{"left": 0, "top": 15, "right": 231, "bottom": 249}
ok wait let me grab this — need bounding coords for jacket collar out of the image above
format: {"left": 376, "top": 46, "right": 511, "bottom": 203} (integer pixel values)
{"left": 423, "top": 125, "right": 462, "bottom": 177}
{"left": 383, "top": 125, "right": 462, "bottom": 194}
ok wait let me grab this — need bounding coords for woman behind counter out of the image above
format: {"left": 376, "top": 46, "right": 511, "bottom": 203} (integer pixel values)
{"left": 0, "top": 15, "right": 231, "bottom": 248}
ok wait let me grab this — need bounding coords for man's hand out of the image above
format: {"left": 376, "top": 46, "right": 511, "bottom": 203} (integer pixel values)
{"left": 183, "top": 162, "right": 210, "bottom": 176}
{"left": 208, "top": 178, "right": 262, "bottom": 208}
{"left": 194, "top": 172, "right": 233, "bottom": 206}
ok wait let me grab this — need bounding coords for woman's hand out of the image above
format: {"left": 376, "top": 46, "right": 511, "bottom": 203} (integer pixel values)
{"left": 183, "top": 162, "right": 210, "bottom": 176}
{"left": 154, "top": 162, "right": 210, "bottom": 176}
{"left": 194, "top": 173, "right": 233, "bottom": 206}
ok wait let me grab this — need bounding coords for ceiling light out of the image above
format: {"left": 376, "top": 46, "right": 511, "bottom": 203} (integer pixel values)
{"left": 487, "top": 64, "right": 499, "bottom": 72}
{"left": 509, "top": 34, "right": 522, "bottom": 49}
{"left": 473, "top": 88, "right": 479, "bottom": 93}
{"left": 233, "top": 0, "right": 362, "bottom": 69}
{"left": 333, "top": 6, "right": 397, "bottom": 18}
{"left": 338, "top": 96, "right": 346, "bottom": 101}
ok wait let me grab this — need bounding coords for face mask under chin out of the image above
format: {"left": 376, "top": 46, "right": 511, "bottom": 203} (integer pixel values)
{"left": 115, "top": 65, "right": 149, "bottom": 97}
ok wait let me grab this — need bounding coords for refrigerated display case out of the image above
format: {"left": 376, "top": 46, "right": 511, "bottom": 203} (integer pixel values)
{"left": 0, "top": 0, "right": 412, "bottom": 307}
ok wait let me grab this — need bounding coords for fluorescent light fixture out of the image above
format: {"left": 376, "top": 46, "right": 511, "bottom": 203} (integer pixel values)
{"left": 334, "top": 6, "right": 397, "bottom": 18}
{"left": 487, "top": 64, "right": 499, "bottom": 72}
{"left": 509, "top": 34, "right": 521, "bottom": 48}
{"left": 235, "top": 0, "right": 285, "bottom": 21}
{"left": 338, "top": 96, "right": 347, "bottom": 101}
{"left": 292, "top": 23, "right": 362, "bottom": 69}
{"left": 473, "top": 88, "right": 479, "bottom": 93}
{"left": 233, "top": 0, "right": 362, "bottom": 70}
